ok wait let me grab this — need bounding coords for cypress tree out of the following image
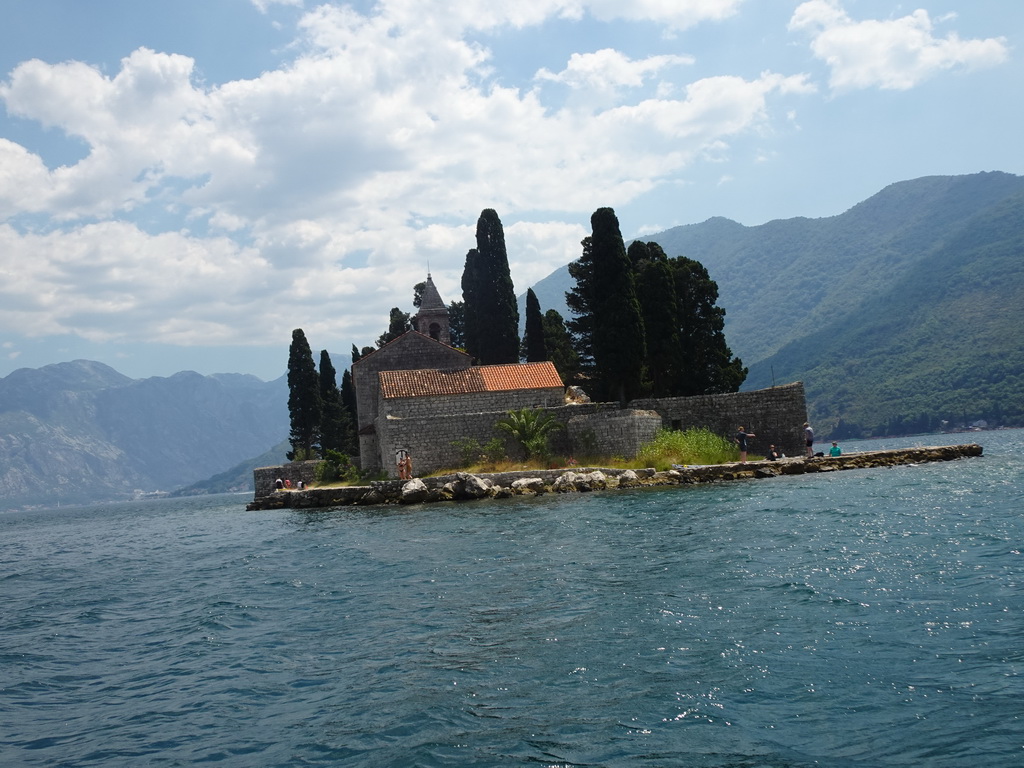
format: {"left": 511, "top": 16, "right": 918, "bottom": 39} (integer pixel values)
{"left": 565, "top": 234, "right": 597, "bottom": 380}
{"left": 340, "top": 368, "right": 357, "bottom": 439}
{"left": 542, "top": 309, "right": 581, "bottom": 384}
{"left": 524, "top": 288, "right": 547, "bottom": 362}
{"left": 286, "top": 328, "right": 322, "bottom": 460}
{"left": 570, "top": 208, "right": 645, "bottom": 405}
{"left": 629, "top": 241, "right": 682, "bottom": 397}
{"left": 461, "top": 248, "right": 482, "bottom": 360}
{"left": 462, "top": 209, "right": 520, "bottom": 364}
{"left": 319, "top": 349, "right": 355, "bottom": 456}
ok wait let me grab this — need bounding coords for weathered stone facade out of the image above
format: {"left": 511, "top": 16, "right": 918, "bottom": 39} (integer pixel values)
{"left": 631, "top": 383, "right": 808, "bottom": 458}
{"left": 352, "top": 331, "right": 471, "bottom": 470}
{"left": 566, "top": 409, "right": 663, "bottom": 461}
{"left": 375, "top": 381, "right": 566, "bottom": 475}
{"left": 253, "top": 460, "right": 320, "bottom": 498}
{"left": 360, "top": 382, "right": 807, "bottom": 478}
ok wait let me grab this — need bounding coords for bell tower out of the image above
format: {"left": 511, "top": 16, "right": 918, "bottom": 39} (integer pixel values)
{"left": 413, "top": 273, "right": 450, "bottom": 345}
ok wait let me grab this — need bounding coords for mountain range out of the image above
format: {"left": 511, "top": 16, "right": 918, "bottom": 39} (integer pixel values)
{"left": 527, "top": 171, "right": 1024, "bottom": 436}
{"left": 3, "top": 171, "right": 1021, "bottom": 510}
{"left": 0, "top": 361, "right": 288, "bottom": 510}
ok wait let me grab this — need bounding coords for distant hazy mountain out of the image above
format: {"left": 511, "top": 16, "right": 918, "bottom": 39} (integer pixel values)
{"left": 524, "top": 171, "right": 1024, "bottom": 436}
{"left": 171, "top": 439, "right": 290, "bottom": 497}
{"left": 0, "top": 361, "right": 288, "bottom": 511}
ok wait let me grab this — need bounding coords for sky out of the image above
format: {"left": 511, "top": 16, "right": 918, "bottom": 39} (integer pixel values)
{"left": 0, "top": 0, "right": 1020, "bottom": 382}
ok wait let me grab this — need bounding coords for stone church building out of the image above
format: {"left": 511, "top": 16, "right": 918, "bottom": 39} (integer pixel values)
{"left": 351, "top": 274, "right": 809, "bottom": 479}
{"left": 352, "top": 274, "right": 568, "bottom": 475}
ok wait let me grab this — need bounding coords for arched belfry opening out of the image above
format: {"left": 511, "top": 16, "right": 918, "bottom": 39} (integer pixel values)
{"left": 414, "top": 274, "right": 450, "bottom": 345}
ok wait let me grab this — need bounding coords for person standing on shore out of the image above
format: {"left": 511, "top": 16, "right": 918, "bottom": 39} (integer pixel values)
{"left": 735, "top": 426, "right": 755, "bottom": 464}
{"left": 803, "top": 422, "right": 814, "bottom": 457}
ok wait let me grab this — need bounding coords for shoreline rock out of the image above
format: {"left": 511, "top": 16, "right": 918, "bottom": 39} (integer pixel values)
{"left": 246, "top": 443, "right": 983, "bottom": 511}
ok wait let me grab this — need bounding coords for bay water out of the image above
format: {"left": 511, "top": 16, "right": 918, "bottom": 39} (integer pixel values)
{"left": 2, "top": 431, "right": 1022, "bottom": 767}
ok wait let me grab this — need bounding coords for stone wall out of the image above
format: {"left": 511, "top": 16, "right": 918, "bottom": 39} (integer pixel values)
{"left": 253, "top": 460, "right": 320, "bottom": 497}
{"left": 566, "top": 410, "right": 662, "bottom": 461}
{"left": 371, "top": 382, "right": 806, "bottom": 478}
{"left": 631, "top": 382, "right": 807, "bottom": 458}
{"left": 253, "top": 383, "right": 808, "bottom": 491}
{"left": 376, "top": 410, "right": 511, "bottom": 477}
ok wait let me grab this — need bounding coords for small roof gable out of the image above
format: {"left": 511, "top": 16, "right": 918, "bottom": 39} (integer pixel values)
{"left": 379, "top": 361, "right": 563, "bottom": 399}
{"left": 352, "top": 330, "right": 469, "bottom": 367}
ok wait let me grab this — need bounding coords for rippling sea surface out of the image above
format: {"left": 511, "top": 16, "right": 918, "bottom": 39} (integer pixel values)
{"left": 2, "top": 431, "right": 1022, "bottom": 767}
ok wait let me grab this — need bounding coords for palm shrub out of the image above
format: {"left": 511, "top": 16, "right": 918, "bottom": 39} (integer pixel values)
{"left": 495, "top": 408, "right": 563, "bottom": 462}
{"left": 636, "top": 428, "right": 739, "bottom": 469}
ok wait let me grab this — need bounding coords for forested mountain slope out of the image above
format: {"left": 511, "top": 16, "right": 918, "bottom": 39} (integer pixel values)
{"left": 746, "top": 187, "right": 1024, "bottom": 434}
{"left": 526, "top": 171, "right": 1024, "bottom": 435}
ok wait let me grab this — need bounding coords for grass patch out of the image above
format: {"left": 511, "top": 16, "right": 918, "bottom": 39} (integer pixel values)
{"left": 636, "top": 428, "right": 743, "bottom": 470}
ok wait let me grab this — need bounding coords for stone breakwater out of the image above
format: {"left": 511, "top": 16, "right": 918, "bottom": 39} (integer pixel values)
{"left": 246, "top": 443, "right": 982, "bottom": 511}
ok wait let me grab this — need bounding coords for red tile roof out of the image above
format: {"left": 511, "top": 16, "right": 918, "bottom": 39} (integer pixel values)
{"left": 379, "top": 361, "right": 563, "bottom": 399}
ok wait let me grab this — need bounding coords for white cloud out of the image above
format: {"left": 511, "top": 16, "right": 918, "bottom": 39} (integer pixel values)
{"left": 789, "top": 0, "right": 1008, "bottom": 91}
{"left": 584, "top": 0, "right": 744, "bottom": 30}
{"left": 0, "top": 1, "right": 815, "bottom": 359}
{"left": 535, "top": 48, "right": 694, "bottom": 97}
{"left": 250, "top": 0, "right": 303, "bottom": 13}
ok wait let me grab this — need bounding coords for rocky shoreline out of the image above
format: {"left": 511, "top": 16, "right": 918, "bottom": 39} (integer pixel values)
{"left": 246, "top": 443, "right": 983, "bottom": 511}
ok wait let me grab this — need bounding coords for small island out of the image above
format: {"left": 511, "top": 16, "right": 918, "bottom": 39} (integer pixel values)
{"left": 247, "top": 443, "right": 983, "bottom": 510}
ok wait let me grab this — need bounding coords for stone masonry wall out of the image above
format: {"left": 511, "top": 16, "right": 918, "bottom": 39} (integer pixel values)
{"left": 371, "top": 380, "right": 806, "bottom": 478}
{"left": 377, "top": 410, "right": 518, "bottom": 476}
{"left": 631, "top": 382, "right": 807, "bottom": 458}
{"left": 254, "top": 460, "right": 320, "bottom": 497}
{"left": 352, "top": 333, "right": 470, "bottom": 431}
{"left": 566, "top": 410, "right": 663, "bottom": 461}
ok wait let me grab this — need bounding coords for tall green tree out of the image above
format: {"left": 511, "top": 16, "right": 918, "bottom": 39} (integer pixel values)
{"left": 523, "top": 288, "right": 547, "bottom": 362}
{"left": 461, "top": 248, "right": 482, "bottom": 358}
{"left": 567, "top": 207, "right": 645, "bottom": 405}
{"left": 287, "top": 328, "right": 322, "bottom": 460}
{"left": 340, "top": 367, "right": 357, "bottom": 434}
{"left": 542, "top": 309, "right": 581, "bottom": 385}
{"left": 447, "top": 300, "right": 466, "bottom": 348}
{"left": 566, "top": 235, "right": 597, "bottom": 380}
{"left": 376, "top": 307, "right": 411, "bottom": 348}
{"left": 629, "top": 241, "right": 682, "bottom": 397}
{"left": 462, "top": 209, "right": 520, "bottom": 364}
{"left": 319, "top": 349, "right": 356, "bottom": 456}
{"left": 669, "top": 256, "right": 746, "bottom": 395}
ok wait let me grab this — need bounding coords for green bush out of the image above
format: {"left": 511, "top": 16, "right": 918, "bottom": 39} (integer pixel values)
{"left": 451, "top": 437, "right": 509, "bottom": 468}
{"left": 636, "top": 428, "right": 740, "bottom": 470}
{"left": 316, "top": 450, "right": 361, "bottom": 484}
